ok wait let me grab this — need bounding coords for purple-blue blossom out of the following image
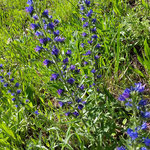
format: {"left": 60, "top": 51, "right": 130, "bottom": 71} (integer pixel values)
{"left": 33, "top": 15, "right": 38, "bottom": 20}
{"left": 27, "top": 0, "right": 33, "bottom": 5}
{"left": 30, "top": 24, "right": 38, "bottom": 30}
{"left": 83, "top": 50, "right": 91, "bottom": 55}
{"left": 43, "top": 59, "right": 51, "bottom": 66}
{"left": 17, "top": 89, "right": 21, "bottom": 94}
{"left": 78, "top": 104, "right": 84, "bottom": 110}
{"left": 92, "top": 18, "right": 97, "bottom": 23}
{"left": 127, "top": 128, "right": 138, "bottom": 140}
{"left": 63, "top": 58, "right": 69, "bottom": 64}
{"left": 53, "top": 30, "right": 60, "bottom": 36}
{"left": 58, "top": 101, "right": 64, "bottom": 107}
{"left": 85, "top": 0, "right": 90, "bottom": 6}
{"left": 57, "top": 89, "right": 64, "bottom": 95}
{"left": 86, "top": 9, "right": 93, "bottom": 17}
{"left": 91, "top": 69, "right": 96, "bottom": 73}
{"left": 35, "top": 46, "right": 43, "bottom": 53}
{"left": 134, "top": 83, "right": 145, "bottom": 93}
{"left": 50, "top": 74, "right": 59, "bottom": 81}
{"left": 83, "top": 22, "right": 88, "bottom": 28}
{"left": 26, "top": 6, "right": 34, "bottom": 15}
{"left": 35, "top": 31, "right": 43, "bottom": 36}
{"left": 42, "top": 9, "right": 49, "bottom": 17}
{"left": 82, "top": 32, "right": 87, "bottom": 37}
{"left": 73, "top": 111, "right": 79, "bottom": 117}
{"left": 52, "top": 46, "right": 59, "bottom": 56}
{"left": 70, "top": 65, "right": 76, "bottom": 70}
{"left": 66, "top": 50, "right": 72, "bottom": 56}
{"left": 67, "top": 78, "right": 75, "bottom": 84}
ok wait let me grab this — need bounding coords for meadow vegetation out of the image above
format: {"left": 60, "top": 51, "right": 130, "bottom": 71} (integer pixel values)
{"left": 0, "top": 0, "right": 150, "bottom": 149}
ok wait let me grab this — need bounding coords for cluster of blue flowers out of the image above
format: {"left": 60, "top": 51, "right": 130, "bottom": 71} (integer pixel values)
{"left": 118, "top": 83, "right": 150, "bottom": 119}
{"left": 26, "top": 0, "right": 103, "bottom": 117}
{"left": 0, "top": 64, "right": 27, "bottom": 108}
{"left": 117, "top": 83, "right": 150, "bottom": 150}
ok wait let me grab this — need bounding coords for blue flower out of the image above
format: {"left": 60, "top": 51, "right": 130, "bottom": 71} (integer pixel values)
{"left": 39, "top": 37, "right": 51, "bottom": 45}
{"left": 80, "top": 5, "right": 85, "bottom": 11}
{"left": 54, "top": 36, "right": 65, "bottom": 42}
{"left": 139, "top": 99, "right": 147, "bottom": 106}
{"left": 4, "top": 83, "right": 8, "bottom": 87}
{"left": 141, "top": 111, "right": 150, "bottom": 118}
{"left": 25, "top": 6, "right": 34, "bottom": 15}
{"left": 88, "top": 40, "right": 93, "bottom": 44}
{"left": 75, "top": 69, "right": 80, "bottom": 73}
{"left": 54, "top": 19, "right": 59, "bottom": 24}
{"left": 53, "top": 30, "right": 60, "bottom": 36}
{"left": 118, "top": 95, "right": 126, "bottom": 101}
{"left": 127, "top": 128, "right": 138, "bottom": 140}
{"left": 35, "top": 31, "right": 43, "bottom": 36}
{"left": 17, "top": 89, "right": 21, "bottom": 94}
{"left": 83, "top": 50, "right": 91, "bottom": 55}
{"left": 30, "top": 24, "right": 38, "bottom": 30}
{"left": 83, "top": 61, "right": 88, "bottom": 65}
{"left": 35, "top": 110, "right": 39, "bottom": 115}
{"left": 144, "top": 138, "right": 150, "bottom": 147}
{"left": 66, "top": 50, "right": 72, "bottom": 56}
{"left": 81, "top": 43, "right": 85, "bottom": 47}
{"left": 50, "top": 74, "right": 59, "bottom": 81}
{"left": 91, "top": 27, "right": 96, "bottom": 32}
{"left": 141, "top": 122, "right": 147, "bottom": 130}
{"left": 63, "top": 58, "right": 69, "bottom": 64}
{"left": 117, "top": 146, "right": 126, "bottom": 150}
{"left": 11, "top": 93, "right": 15, "bottom": 96}
{"left": 26, "top": 99, "right": 29, "bottom": 103}
{"left": 65, "top": 112, "right": 71, "bottom": 116}
{"left": 83, "top": 22, "right": 88, "bottom": 28}
{"left": 95, "top": 43, "right": 101, "bottom": 48}
{"left": 0, "top": 76, "right": 3, "bottom": 79}
{"left": 27, "top": 0, "right": 33, "bottom": 5}
{"left": 58, "top": 101, "right": 64, "bottom": 107}
{"left": 57, "top": 89, "right": 64, "bottom": 95}
{"left": 47, "top": 22, "right": 54, "bottom": 30}
{"left": 52, "top": 46, "right": 59, "bottom": 56}
{"left": 35, "top": 46, "right": 43, "bottom": 53}
{"left": 73, "top": 111, "right": 79, "bottom": 117}
{"left": 43, "top": 59, "right": 52, "bottom": 66}
{"left": 94, "top": 55, "right": 99, "bottom": 59}
{"left": 91, "top": 69, "right": 96, "bottom": 73}
{"left": 10, "top": 78, "right": 14, "bottom": 82}
{"left": 8, "top": 90, "right": 11, "bottom": 93}
{"left": 0, "top": 64, "right": 3, "bottom": 68}
{"left": 92, "top": 18, "right": 97, "bottom": 23}
{"left": 67, "top": 78, "right": 75, "bottom": 84}
{"left": 42, "top": 9, "right": 49, "bottom": 18}
{"left": 12, "top": 98, "right": 16, "bottom": 101}
{"left": 86, "top": 9, "right": 93, "bottom": 17}
{"left": 82, "top": 32, "right": 87, "bottom": 37}
{"left": 76, "top": 98, "right": 82, "bottom": 103}
{"left": 1, "top": 79, "right": 4, "bottom": 83}
{"left": 7, "top": 72, "right": 11, "bottom": 75}
{"left": 91, "top": 34, "right": 98, "bottom": 39}
{"left": 134, "top": 83, "right": 145, "bottom": 92}
{"left": 33, "top": 15, "right": 38, "bottom": 20}
{"left": 70, "top": 65, "right": 76, "bottom": 70}
{"left": 81, "top": 17, "right": 86, "bottom": 21}
{"left": 85, "top": 0, "right": 90, "bottom": 6}
{"left": 125, "top": 102, "right": 132, "bottom": 107}
{"left": 78, "top": 104, "right": 84, "bottom": 110}
{"left": 140, "top": 147, "right": 147, "bottom": 150}
{"left": 97, "top": 75, "right": 102, "bottom": 78}
{"left": 79, "top": 85, "right": 85, "bottom": 91}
